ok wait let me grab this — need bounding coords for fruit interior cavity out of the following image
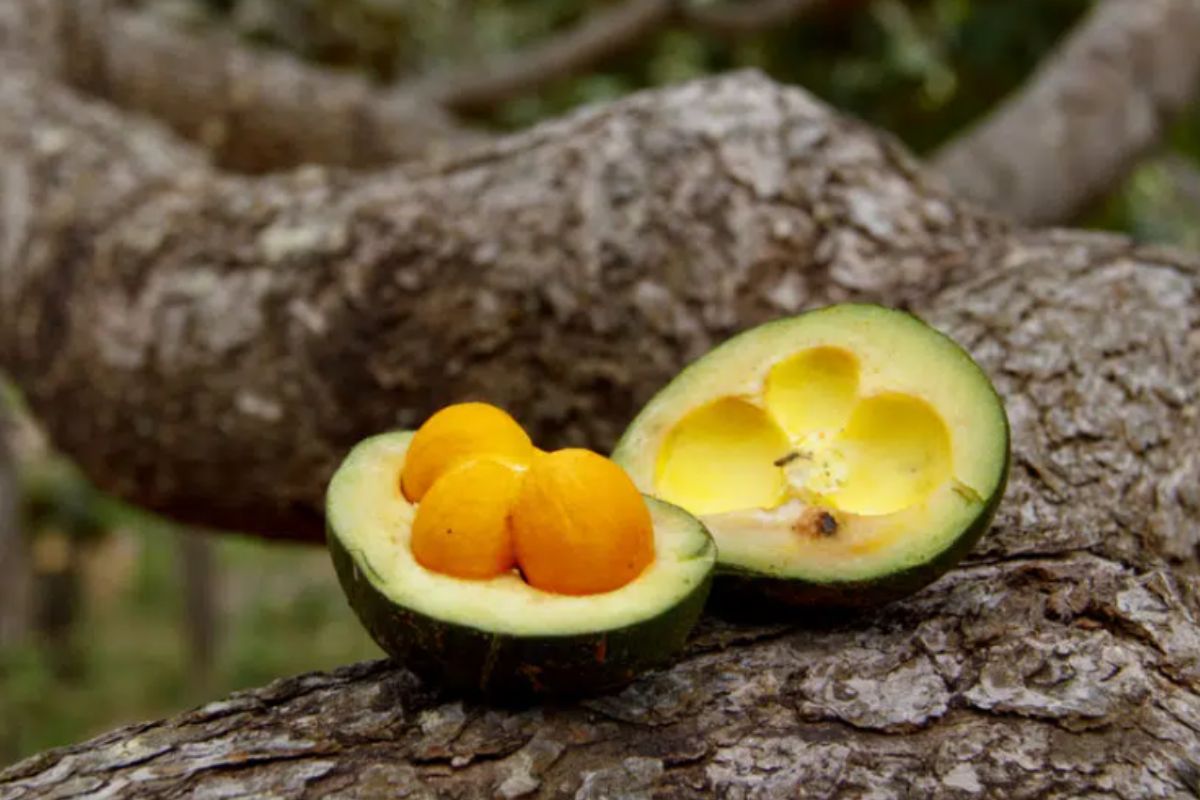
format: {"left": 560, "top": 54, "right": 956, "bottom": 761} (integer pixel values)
{"left": 655, "top": 346, "right": 963, "bottom": 520}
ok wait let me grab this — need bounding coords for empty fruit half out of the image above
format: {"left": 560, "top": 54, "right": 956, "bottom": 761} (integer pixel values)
{"left": 613, "top": 304, "right": 1009, "bottom": 608}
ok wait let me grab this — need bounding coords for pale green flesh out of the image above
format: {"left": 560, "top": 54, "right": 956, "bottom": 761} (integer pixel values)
{"left": 327, "top": 432, "right": 715, "bottom": 637}
{"left": 613, "top": 305, "right": 1008, "bottom": 584}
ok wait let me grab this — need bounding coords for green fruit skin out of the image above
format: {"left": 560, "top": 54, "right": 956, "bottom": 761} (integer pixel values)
{"left": 328, "top": 528, "right": 713, "bottom": 698}
{"left": 708, "top": 445, "right": 1010, "bottom": 615}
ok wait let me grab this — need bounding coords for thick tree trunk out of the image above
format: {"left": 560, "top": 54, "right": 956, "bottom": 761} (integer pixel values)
{"left": 1, "top": 1, "right": 1199, "bottom": 795}
{"left": 0, "top": 54, "right": 1003, "bottom": 540}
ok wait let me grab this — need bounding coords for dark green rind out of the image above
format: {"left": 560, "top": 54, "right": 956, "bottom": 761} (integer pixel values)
{"left": 328, "top": 527, "right": 714, "bottom": 698}
{"left": 708, "top": 446, "right": 1009, "bottom": 616}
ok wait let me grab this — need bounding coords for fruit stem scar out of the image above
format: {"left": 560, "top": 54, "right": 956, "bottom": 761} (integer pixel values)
{"left": 818, "top": 512, "right": 838, "bottom": 537}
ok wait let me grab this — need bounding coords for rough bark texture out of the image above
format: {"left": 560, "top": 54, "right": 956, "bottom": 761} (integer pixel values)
{"left": 1, "top": 552, "right": 1198, "bottom": 797}
{"left": 932, "top": 0, "right": 1200, "bottom": 225}
{"left": 0, "top": 40, "right": 1006, "bottom": 540}
{"left": 2, "top": 1, "right": 1200, "bottom": 795}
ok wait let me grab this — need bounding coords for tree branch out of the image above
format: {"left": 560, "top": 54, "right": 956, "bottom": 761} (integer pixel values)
{"left": 683, "top": 0, "right": 828, "bottom": 38}
{"left": 0, "top": 47, "right": 1002, "bottom": 539}
{"left": 429, "top": 0, "right": 675, "bottom": 112}
{"left": 932, "top": 0, "right": 1200, "bottom": 225}
{"left": 42, "top": 0, "right": 836, "bottom": 167}
{"left": 2, "top": 474, "right": 1198, "bottom": 795}
{"left": 5, "top": 223, "right": 1200, "bottom": 792}
{"left": 48, "top": 0, "right": 478, "bottom": 171}
{"left": 28, "top": 0, "right": 1200, "bottom": 228}
{"left": 426, "top": 0, "right": 832, "bottom": 113}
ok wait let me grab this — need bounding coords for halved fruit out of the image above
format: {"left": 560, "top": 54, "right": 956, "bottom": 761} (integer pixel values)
{"left": 327, "top": 431, "right": 716, "bottom": 696}
{"left": 613, "top": 304, "right": 1009, "bottom": 608}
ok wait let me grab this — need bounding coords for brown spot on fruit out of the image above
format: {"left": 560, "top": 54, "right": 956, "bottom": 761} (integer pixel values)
{"left": 792, "top": 508, "right": 839, "bottom": 538}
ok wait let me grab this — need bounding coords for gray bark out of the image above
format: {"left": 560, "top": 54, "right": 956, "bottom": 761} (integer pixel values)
{"left": 0, "top": 34, "right": 1002, "bottom": 539}
{"left": 1, "top": 553, "right": 1198, "bottom": 797}
{"left": 1, "top": 1, "right": 1199, "bottom": 795}
{"left": 933, "top": 0, "right": 1200, "bottom": 225}
{"left": 38, "top": 0, "right": 834, "bottom": 171}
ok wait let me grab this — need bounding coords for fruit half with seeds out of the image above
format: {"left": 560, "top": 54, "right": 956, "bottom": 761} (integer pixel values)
{"left": 613, "top": 304, "right": 1009, "bottom": 608}
{"left": 327, "top": 415, "right": 715, "bottom": 696}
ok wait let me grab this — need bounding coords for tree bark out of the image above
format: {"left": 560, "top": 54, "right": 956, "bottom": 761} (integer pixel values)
{"left": 1, "top": 553, "right": 1198, "bottom": 796}
{"left": 0, "top": 29, "right": 1008, "bottom": 540}
{"left": 39, "top": 0, "right": 836, "bottom": 171}
{"left": 1, "top": 2, "right": 1199, "bottom": 794}
{"left": 932, "top": 0, "right": 1200, "bottom": 225}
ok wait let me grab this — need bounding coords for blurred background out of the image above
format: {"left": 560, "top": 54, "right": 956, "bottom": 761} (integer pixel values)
{"left": 5, "top": 0, "right": 1200, "bottom": 766}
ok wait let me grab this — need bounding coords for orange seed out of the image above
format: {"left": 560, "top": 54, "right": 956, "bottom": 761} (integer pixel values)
{"left": 511, "top": 449, "right": 654, "bottom": 595}
{"left": 410, "top": 458, "right": 522, "bottom": 579}
{"left": 401, "top": 403, "right": 533, "bottom": 502}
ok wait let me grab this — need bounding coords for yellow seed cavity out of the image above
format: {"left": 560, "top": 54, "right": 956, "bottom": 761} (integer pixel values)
{"left": 654, "top": 346, "right": 956, "bottom": 521}
{"left": 765, "top": 346, "right": 859, "bottom": 441}
{"left": 825, "top": 393, "right": 952, "bottom": 516}
{"left": 655, "top": 398, "right": 791, "bottom": 515}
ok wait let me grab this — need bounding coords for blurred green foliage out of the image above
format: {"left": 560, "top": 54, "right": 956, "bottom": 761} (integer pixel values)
{"left": 192, "top": 0, "right": 1089, "bottom": 149}
{"left": 0, "top": 515, "right": 379, "bottom": 764}
{"left": 0, "top": 385, "right": 378, "bottom": 767}
{"left": 491, "top": 0, "right": 1095, "bottom": 150}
